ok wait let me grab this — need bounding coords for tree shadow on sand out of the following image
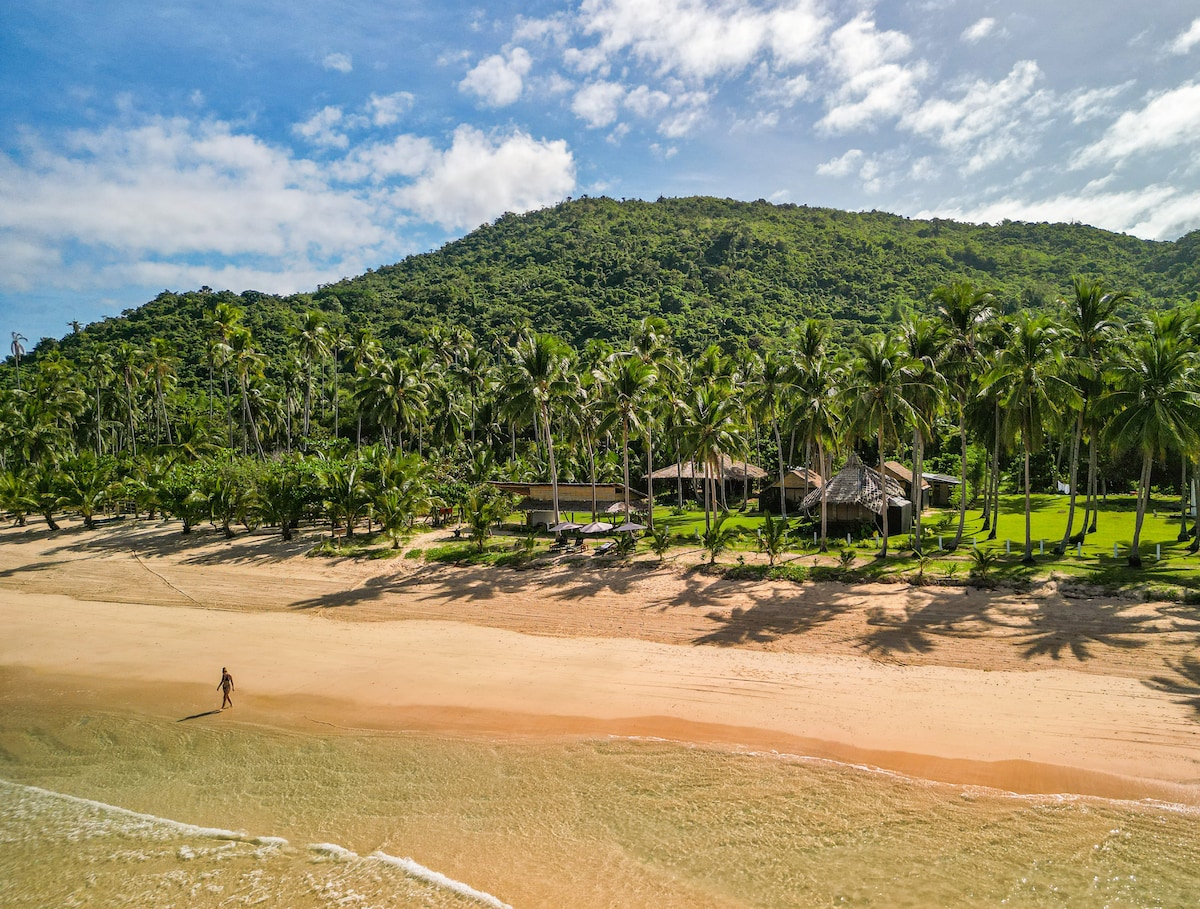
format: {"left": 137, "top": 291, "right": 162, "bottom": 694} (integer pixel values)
{"left": 1144, "top": 654, "right": 1200, "bottom": 718}
{"left": 858, "top": 591, "right": 996, "bottom": 659}
{"left": 694, "top": 595, "right": 855, "bottom": 646}
{"left": 995, "top": 600, "right": 1157, "bottom": 661}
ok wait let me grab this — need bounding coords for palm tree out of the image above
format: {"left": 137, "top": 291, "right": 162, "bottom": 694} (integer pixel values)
{"left": 354, "top": 354, "right": 429, "bottom": 453}
{"left": 146, "top": 337, "right": 177, "bottom": 446}
{"left": 599, "top": 355, "right": 656, "bottom": 527}
{"left": 628, "top": 317, "right": 678, "bottom": 530}
{"left": 754, "top": 347, "right": 798, "bottom": 520}
{"left": 228, "top": 328, "right": 265, "bottom": 457}
{"left": 790, "top": 322, "right": 840, "bottom": 551}
{"left": 680, "top": 380, "right": 745, "bottom": 532}
{"left": 980, "top": 313, "right": 1074, "bottom": 565}
{"left": 843, "top": 334, "right": 914, "bottom": 558}
{"left": 296, "top": 309, "right": 329, "bottom": 443}
{"left": 900, "top": 315, "right": 947, "bottom": 554}
{"left": 1100, "top": 318, "right": 1200, "bottom": 568}
{"left": 9, "top": 333, "right": 26, "bottom": 391}
{"left": 115, "top": 342, "right": 144, "bottom": 457}
{"left": 933, "top": 281, "right": 995, "bottom": 548}
{"left": 502, "top": 331, "right": 576, "bottom": 525}
{"left": 1055, "top": 277, "right": 1129, "bottom": 552}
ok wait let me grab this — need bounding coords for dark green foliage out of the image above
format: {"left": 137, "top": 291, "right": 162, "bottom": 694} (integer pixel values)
{"left": 23, "top": 199, "right": 1199, "bottom": 376}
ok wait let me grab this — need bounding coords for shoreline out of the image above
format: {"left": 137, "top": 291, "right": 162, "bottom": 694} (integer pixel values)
{"left": 3, "top": 520, "right": 1200, "bottom": 808}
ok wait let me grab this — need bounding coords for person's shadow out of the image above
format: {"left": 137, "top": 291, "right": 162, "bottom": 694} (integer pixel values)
{"left": 177, "top": 709, "right": 223, "bottom": 722}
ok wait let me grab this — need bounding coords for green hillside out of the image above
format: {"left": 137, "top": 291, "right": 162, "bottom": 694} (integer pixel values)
{"left": 44, "top": 196, "right": 1200, "bottom": 380}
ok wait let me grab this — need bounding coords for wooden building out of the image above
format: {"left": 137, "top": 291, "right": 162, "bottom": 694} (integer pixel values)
{"left": 491, "top": 482, "right": 647, "bottom": 529}
{"left": 758, "top": 468, "right": 824, "bottom": 514}
{"left": 800, "top": 454, "right": 911, "bottom": 534}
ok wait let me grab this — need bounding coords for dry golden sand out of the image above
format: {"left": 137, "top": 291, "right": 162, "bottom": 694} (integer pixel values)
{"left": 3, "top": 518, "right": 1200, "bottom": 804}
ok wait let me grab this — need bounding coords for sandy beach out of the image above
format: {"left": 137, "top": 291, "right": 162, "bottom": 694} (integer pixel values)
{"left": 4, "top": 517, "right": 1200, "bottom": 804}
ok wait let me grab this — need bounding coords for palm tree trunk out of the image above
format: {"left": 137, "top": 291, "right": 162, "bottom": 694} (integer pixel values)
{"left": 774, "top": 419, "right": 787, "bottom": 520}
{"left": 1085, "top": 436, "right": 1099, "bottom": 533}
{"left": 1178, "top": 459, "right": 1190, "bottom": 541}
{"left": 544, "top": 405, "right": 560, "bottom": 524}
{"left": 1129, "top": 452, "right": 1153, "bottom": 568}
{"left": 878, "top": 424, "right": 890, "bottom": 558}
{"left": 1022, "top": 430, "right": 1034, "bottom": 565}
{"left": 1058, "top": 410, "right": 1083, "bottom": 553}
{"left": 911, "top": 426, "right": 924, "bottom": 555}
{"left": 988, "top": 406, "right": 1001, "bottom": 541}
{"left": 952, "top": 412, "right": 968, "bottom": 548}
{"left": 819, "top": 443, "right": 829, "bottom": 552}
{"left": 645, "top": 426, "right": 654, "bottom": 531}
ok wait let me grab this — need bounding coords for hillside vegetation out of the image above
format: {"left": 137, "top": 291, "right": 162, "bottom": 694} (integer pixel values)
{"left": 37, "top": 196, "right": 1200, "bottom": 381}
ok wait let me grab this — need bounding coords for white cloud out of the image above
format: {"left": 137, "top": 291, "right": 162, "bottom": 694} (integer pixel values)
{"left": 818, "top": 13, "right": 927, "bottom": 133}
{"left": 322, "top": 52, "right": 353, "bottom": 73}
{"left": 394, "top": 126, "right": 575, "bottom": 230}
{"left": 921, "top": 184, "right": 1200, "bottom": 241}
{"left": 1065, "top": 82, "right": 1133, "bottom": 124}
{"left": 573, "top": 0, "right": 829, "bottom": 80}
{"left": 0, "top": 116, "right": 576, "bottom": 296}
{"left": 572, "top": 80, "right": 626, "bottom": 127}
{"left": 367, "top": 92, "right": 414, "bottom": 126}
{"left": 0, "top": 118, "right": 387, "bottom": 294}
{"left": 459, "top": 47, "right": 533, "bottom": 107}
{"left": 292, "top": 106, "right": 349, "bottom": 148}
{"left": 624, "top": 85, "right": 671, "bottom": 118}
{"left": 1075, "top": 81, "right": 1200, "bottom": 165}
{"left": 901, "top": 60, "right": 1043, "bottom": 171}
{"left": 816, "top": 148, "right": 865, "bottom": 177}
{"left": 960, "top": 18, "right": 995, "bottom": 44}
{"left": 1168, "top": 18, "right": 1200, "bottom": 54}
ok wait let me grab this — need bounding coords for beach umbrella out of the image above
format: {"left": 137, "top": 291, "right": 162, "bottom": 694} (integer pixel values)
{"left": 550, "top": 521, "right": 582, "bottom": 532}
{"left": 579, "top": 521, "right": 614, "bottom": 534}
{"left": 604, "top": 501, "right": 640, "bottom": 515}
{"left": 614, "top": 521, "right": 646, "bottom": 533}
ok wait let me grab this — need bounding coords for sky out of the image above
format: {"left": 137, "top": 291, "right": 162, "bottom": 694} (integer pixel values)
{"left": 2, "top": 0, "right": 1200, "bottom": 347}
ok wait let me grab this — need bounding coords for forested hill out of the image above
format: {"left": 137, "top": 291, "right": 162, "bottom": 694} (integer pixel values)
{"left": 52, "top": 196, "right": 1200, "bottom": 370}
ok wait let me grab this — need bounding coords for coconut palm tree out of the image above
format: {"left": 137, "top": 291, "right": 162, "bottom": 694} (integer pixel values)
{"left": 9, "top": 333, "right": 26, "bottom": 391}
{"left": 933, "top": 281, "right": 995, "bottom": 548}
{"left": 680, "top": 379, "right": 745, "bottom": 532}
{"left": 354, "top": 354, "right": 429, "bottom": 453}
{"left": 599, "top": 355, "right": 656, "bottom": 525}
{"left": 1099, "top": 317, "right": 1200, "bottom": 568}
{"left": 900, "top": 314, "right": 947, "bottom": 554}
{"left": 146, "top": 337, "right": 177, "bottom": 446}
{"left": 296, "top": 309, "right": 329, "bottom": 443}
{"left": 842, "top": 334, "right": 915, "bottom": 558}
{"left": 501, "top": 331, "right": 576, "bottom": 525}
{"left": 628, "top": 317, "right": 679, "bottom": 529}
{"left": 1056, "top": 277, "right": 1129, "bottom": 552}
{"left": 980, "top": 313, "right": 1074, "bottom": 565}
{"left": 753, "top": 347, "right": 798, "bottom": 520}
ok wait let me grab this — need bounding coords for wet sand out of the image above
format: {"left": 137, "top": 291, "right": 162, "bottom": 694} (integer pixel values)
{"left": 3, "top": 518, "right": 1200, "bottom": 805}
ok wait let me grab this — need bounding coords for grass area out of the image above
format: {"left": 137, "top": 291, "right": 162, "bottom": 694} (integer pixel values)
{"left": 308, "top": 531, "right": 412, "bottom": 559}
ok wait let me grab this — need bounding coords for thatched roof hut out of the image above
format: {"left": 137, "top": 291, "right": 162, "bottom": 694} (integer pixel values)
{"left": 647, "top": 454, "right": 766, "bottom": 482}
{"left": 800, "top": 454, "right": 911, "bottom": 533}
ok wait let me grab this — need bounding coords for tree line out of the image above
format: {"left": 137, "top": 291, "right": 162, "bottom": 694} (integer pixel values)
{"left": 3, "top": 275, "right": 1199, "bottom": 569}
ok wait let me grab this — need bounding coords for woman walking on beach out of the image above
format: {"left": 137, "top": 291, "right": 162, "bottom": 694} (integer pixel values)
{"left": 218, "top": 667, "right": 234, "bottom": 709}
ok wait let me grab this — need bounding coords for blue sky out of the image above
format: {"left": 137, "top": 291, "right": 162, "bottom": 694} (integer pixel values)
{"left": 3, "top": 0, "right": 1199, "bottom": 345}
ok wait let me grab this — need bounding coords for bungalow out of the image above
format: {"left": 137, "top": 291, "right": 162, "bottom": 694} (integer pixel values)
{"left": 758, "top": 467, "right": 824, "bottom": 514}
{"left": 490, "top": 482, "right": 647, "bottom": 529}
{"left": 800, "top": 454, "right": 912, "bottom": 534}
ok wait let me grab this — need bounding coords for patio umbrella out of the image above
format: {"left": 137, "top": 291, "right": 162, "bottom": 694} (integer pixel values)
{"left": 604, "top": 501, "right": 638, "bottom": 514}
{"left": 549, "top": 521, "right": 582, "bottom": 532}
{"left": 614, "top": 521, "right": 646, "bottom": 533}
{"left": 579, "top": 521, "right": 614, "bottom": 534}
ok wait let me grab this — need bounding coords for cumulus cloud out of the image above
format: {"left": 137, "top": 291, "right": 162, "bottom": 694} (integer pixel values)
{"left": 960, "top": 18, "right": 996, "bottom": 43}
{"left": 322, "top": 52, "right": 353, "bottom": 73}
{"left": 0, "top": 115, "right": 576, "bottom": 297}
{"left": 395, "top": 125, "right": 575, "bottom": 230}
{"left": 367, "top": 92, "right": 414, "bottom": 126}
{"left": 818, "top": 13, "right": 928, "bottom": 133}
{"left": 572, "top": 0, "right": 829, "bottom": 80}
{"left": 293, "top": 106, "right": 350, "bottom": 148}
{"left": 902, "top": 60, "right": 1044, "bottom": 171}
{"left": 459, "top": 47, "right": 533, "bottom": 106}
{"left": 571, "top": 80, "right": 626, "bottom": 127}
{"left": 922, "top": 183, "right": 1200, "bottom": 241}
{"left": 1075, "top": 81, "right": 1200, "bottom": 165}
{"left": 1168, "top": 18, "right": 1200, "bottom": 54}
{"left": 816, "top": 148, "right": 865, "bottom": 177}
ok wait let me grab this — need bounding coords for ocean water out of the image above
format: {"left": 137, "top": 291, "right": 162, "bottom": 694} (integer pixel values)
{"left": 2, "top": 700, "right": 1199, "bottom": 908}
